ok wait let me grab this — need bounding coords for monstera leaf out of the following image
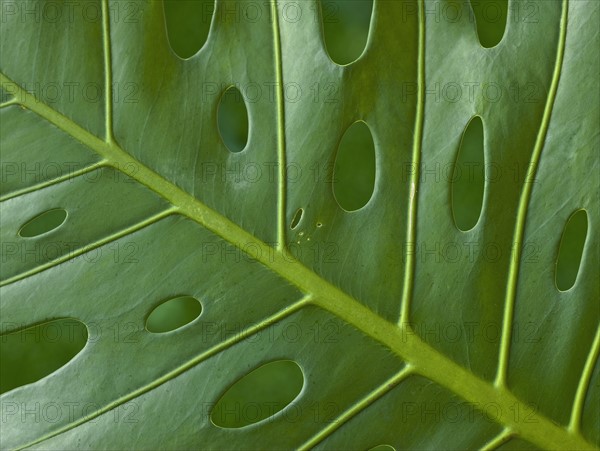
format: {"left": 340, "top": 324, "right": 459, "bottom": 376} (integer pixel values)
{"left": 1, "top": 0, "right": 598, "bottom": 449}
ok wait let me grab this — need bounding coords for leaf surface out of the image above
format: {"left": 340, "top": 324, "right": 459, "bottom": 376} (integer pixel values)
{"left": 0, "top": 0, "right": 598, "bottom": 449}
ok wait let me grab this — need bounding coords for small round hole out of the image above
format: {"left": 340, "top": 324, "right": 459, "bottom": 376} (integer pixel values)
{"left": 291, "top": 208, "right": 303, "bottom": 229}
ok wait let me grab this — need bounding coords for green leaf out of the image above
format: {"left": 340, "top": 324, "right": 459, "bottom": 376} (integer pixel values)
{"left": 1, "top": 0, "right": 598, "bottom": 449}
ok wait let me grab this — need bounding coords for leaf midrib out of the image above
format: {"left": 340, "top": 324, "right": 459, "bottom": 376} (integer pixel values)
{"left": 0, "top": 0, "right": 596, "bottom": 447}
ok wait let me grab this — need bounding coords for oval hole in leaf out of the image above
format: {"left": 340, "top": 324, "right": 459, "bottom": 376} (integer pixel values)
{"left": 211, "top": 360, "right": 304, "bottom": 428}
{"left": 322, "top": 0, "right": 373, "bottom": 65}
{"left": 369, "top": 446, "right": 396, "bottom": 451}
{"left": 333, "top": 121, "right": 376, "bottom": 212}
{"left": 556, "top": 209, "right": 588, "bottom": 291}
{"left": 18, "top": 208, "right": 67, "bottom": 238}
{"left": 146, "top": 296, "right": 202, "bottom": 333}
{"left": 218, "top": 87, "right": 249, "bottom": 153}
{"left": 451, "top": 116, "right": 485, "bottom": 231}
{"left": 164, "top": 0, "right": 214, "bottom": 58}
{"left": 291, "top": 208, "right": 303, "bottom": 229}
{"left": 470, "top": 0, "right": 508, "bottom": 48}
{"left": 0, "top": 319, "right": 87, "bottom": 394}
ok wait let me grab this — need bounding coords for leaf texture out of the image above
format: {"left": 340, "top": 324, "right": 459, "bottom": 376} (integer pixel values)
{"left": 0, "top": 0, "right": 598, "bottom": 449}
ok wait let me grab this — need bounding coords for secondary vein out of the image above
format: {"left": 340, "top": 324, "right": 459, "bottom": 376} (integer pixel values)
{"left": 101, "top": 0, "right": 114, "bottom": 143}
{"left": 497, "top": 0, "right": 569, "bottom": 387}
{"left": 271, "top": 0, "right": 288, "bottom": 251}
{"left": 399, "top": 0, "right": 425, "bottom": 325}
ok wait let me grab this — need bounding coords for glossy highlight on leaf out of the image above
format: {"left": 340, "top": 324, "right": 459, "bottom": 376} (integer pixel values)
{"left": 369, "top": 445, "right": 396, "bottom": 451}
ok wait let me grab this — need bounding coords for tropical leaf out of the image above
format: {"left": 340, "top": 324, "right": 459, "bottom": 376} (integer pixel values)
{"left": 1, "top": 0, "right": 598, "bottom": 449}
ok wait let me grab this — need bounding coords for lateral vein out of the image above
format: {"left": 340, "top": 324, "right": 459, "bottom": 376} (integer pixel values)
{"left": 497, "top": 0, "right": 569, "bottom": 387}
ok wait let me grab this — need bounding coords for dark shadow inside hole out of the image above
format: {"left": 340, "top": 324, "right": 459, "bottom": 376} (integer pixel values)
{"left": 0, "top": 319, "right": 87, "bottom": 394}
{"left": 218, "top": 87, "right": 249, "bottom": 153}
{"left": 451, "top": 117, "right": 485, "bottom": 232}
{"left": 556, "top": 209, "right": 588, "bottom": 291}
{"left": 146, "top": 296, "right": 202, "bottom": 333}
{"left": 164, "top": 0, "right": 214, "bottom": 58}
{"left": 321, "top": 0, "right": 374, "bottom": 65}
{"left": 211, "top": 360, "right": 304, "bottom": 428}
{"left": 19, "top": 208, "right": 67, "bottom": 238}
